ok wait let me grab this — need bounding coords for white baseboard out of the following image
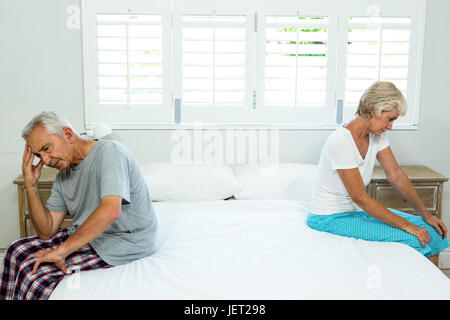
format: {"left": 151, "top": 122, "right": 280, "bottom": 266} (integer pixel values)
{"left": 438, "top": 248, "right": 450, "bottom": 269}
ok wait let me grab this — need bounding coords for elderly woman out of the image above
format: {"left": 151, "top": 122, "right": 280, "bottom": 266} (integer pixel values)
{"left": 307, "top": 81, "right": 449, "bottom": 266}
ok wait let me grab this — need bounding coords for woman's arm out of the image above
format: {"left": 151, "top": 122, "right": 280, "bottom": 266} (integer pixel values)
{"left": 337, "top": 168, "right": 411, "bottom": 230}
{"left": 337, "top": 167, "right": 431, "bottom": 248}
{"left": 376, "top": 147, "right": 447, "bottom": 238}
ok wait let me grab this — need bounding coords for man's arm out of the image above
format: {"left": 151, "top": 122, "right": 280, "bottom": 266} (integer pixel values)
{"left": 22, "top": 144, "right": 66, "bottom": 239}
{"left": 58, "top": 195, "right": 122, "bottom": 256}
{"left": 26, "top": 185, "right": 66, "bottom": 240}
{"left": 32, "top": 195, "right": 122, "bottom": 274}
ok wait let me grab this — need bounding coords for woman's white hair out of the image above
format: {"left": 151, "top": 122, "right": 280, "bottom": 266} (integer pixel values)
{"left": 356, "top": 81, "right": 407, "bottom": 119}
{"left": 21, "top": 111, "right": 76, "bottom": 139}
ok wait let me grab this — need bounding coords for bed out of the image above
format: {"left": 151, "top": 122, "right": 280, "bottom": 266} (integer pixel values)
{"left": 49, "top": 162, "right": 450, "bottom": 300}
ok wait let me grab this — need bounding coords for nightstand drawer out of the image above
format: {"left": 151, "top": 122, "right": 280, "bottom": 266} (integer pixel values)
{"left": 368, "top": 166, "right": 448, "bottom": 219}
{"left": 25, "top": 217, "right": 73, "bottom": 237}
{"left": 374, "top": 185, "right": 438, "bottom": 216}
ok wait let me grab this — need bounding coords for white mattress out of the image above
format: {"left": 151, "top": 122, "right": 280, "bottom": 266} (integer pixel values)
{"left": 50, "top": 200, "right": 450, "bottom": 300}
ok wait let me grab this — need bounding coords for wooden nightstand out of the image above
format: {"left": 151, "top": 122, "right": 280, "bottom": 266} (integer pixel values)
{"left": 13, "top": 168, "right": 73, "bottom": 238}
{"left": 367, "top": 165, "right": 448, "bottom": 218}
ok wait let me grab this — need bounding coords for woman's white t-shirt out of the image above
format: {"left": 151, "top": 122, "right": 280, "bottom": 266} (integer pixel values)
{"left": 310, "top": 126, "right": 390, "bottom": 215}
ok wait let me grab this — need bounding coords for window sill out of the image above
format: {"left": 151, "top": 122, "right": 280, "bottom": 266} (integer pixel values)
{"left": 85, "top": 123, "right": 420, "bottom": 131}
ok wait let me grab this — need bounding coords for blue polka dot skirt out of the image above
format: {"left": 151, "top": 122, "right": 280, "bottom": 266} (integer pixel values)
{"left": 307, "top": 209, "right": 449, "bottom": 258}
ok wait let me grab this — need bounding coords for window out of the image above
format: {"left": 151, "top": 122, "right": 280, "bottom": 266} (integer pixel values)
{"left": 81, "top": 0, "right": 426, "bottom": 129}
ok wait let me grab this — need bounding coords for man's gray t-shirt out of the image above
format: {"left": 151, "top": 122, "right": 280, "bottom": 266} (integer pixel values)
{"left": 45, "top": 139, "right": 157, "bottom": 266}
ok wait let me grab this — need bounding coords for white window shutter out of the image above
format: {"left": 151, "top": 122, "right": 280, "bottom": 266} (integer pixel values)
{"left": 82, "top": 0, "right": 172, "bottom": 127}
{"left": 338, "top": 0, "right": 426, "bottom": 128}
{"left": 253, "top": 0, "right": 339, "bottom": 127}
{"left": 172, "top": 0, "right": 254, "bottom": 125}
{"left": 81, "top": 0, "right": 426, "bottom": 129}
{"left": 181, "top": 15, "right": 247, "bottom": 107}
{"left": 97, "top": 14, "right": 163, "bottom": 105}
{"left": 345, "top": 18, "right": 411, "bottom": 109}
{"left": 263, "top": 16, "right": 329, "bottom": 107}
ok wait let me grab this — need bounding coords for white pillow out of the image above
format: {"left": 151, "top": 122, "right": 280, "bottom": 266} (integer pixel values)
{"left": 140, "top": 161, "right": 241, "bottom": 201}
{"left": 233, "top": 163, "right": 317, "bottom": 201}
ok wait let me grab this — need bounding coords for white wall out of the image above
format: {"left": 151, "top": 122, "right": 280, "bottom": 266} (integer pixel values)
{"left": 0, "top": 0, "right": 449, "bottom": 248}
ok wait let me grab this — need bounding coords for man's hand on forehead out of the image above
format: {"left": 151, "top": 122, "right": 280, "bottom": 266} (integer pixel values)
{"left": 22, "top": 143, "right": 45, "bottom": 187}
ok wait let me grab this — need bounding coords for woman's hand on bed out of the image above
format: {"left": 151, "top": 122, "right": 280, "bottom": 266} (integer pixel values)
{"left": 423, "top": 215, "right": 448, "bottom": 239}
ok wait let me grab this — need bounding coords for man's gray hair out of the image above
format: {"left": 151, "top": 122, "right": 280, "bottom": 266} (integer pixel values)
{"left": 21, "top": 111, "right": 76, "bottom": 139}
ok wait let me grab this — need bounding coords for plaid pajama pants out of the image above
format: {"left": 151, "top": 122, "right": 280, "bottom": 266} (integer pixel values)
{"left": 0, "top": 228, "right": 110, "bottom": 300}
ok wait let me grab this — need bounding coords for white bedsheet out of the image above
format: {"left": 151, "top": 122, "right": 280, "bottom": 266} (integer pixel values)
{"left": 50, "top": 200, "right": 450, "bottom": 300}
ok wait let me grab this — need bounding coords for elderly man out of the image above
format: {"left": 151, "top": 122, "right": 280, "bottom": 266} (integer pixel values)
{"left": 0, "top": 111, "right": 158, "bottom": 299}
